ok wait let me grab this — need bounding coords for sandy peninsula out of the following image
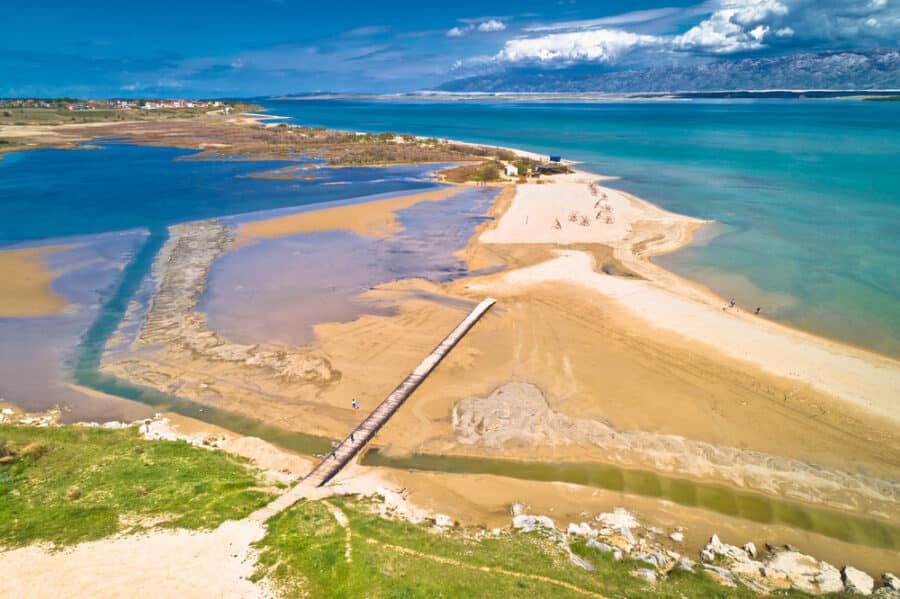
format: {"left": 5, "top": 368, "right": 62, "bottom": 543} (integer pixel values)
{"left": 471, "top": 171, "right": 900, "bottom": 422}
{"left": 0, "top": 245, "right": 70, "bottom": 317}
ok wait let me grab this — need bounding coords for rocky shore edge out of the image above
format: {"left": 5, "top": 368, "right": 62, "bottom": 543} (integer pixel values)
{"left": 503, "top": 504, "right": 898, "bottom": 597}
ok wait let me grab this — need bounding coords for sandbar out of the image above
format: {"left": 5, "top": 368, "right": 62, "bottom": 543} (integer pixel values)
{"left": 0, "top": 245, "right": 71, "bottom": 317}
{"left": 236, "top": 186, "right": 463, "bottom": 240}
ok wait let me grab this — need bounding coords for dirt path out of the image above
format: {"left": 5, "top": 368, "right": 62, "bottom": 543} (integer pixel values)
{"left": 323, "top": 501, "right": 353, "bottom": 564}
{"left": 366, "top": 538, "right": 608, "bottom": 598}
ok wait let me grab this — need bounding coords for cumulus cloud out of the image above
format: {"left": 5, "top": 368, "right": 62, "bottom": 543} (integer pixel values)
{"left": 492, "top": 0, "right": 900, "bottom": 65}
{"left": 496, "top": 28, "right": 660, "bottom": 62}
{"left": 477, "top": 19, "right": 507, "bottom": 32}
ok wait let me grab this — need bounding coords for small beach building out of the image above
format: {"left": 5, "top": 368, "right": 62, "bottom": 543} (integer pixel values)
{"left": 504, "top": 164, "right": 519, "bottom": 177}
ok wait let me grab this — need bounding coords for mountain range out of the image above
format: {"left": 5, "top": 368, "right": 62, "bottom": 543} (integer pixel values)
{"left": 437, "top": 49, "right": 900, "bottom": 93}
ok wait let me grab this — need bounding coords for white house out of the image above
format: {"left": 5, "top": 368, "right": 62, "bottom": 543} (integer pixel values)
{"left": 504, "top": 164, "right": 519, "bottom": 177}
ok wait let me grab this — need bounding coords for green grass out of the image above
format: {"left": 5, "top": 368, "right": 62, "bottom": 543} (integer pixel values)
{"left": 0, "top": 424, "right": 273, "bottom": 548}
{"left": 253, "top": 495, "right": 815, "bottom": 598}
{"left": 0, "top": 104, "right": 259, "bottom": 126}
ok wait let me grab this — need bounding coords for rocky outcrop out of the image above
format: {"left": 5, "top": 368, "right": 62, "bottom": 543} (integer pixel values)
{"left": 452, "top": 382, "right": 899, "bottom": 511}
{"left": 506, "top": 503, "right": 894, "bottom": 596}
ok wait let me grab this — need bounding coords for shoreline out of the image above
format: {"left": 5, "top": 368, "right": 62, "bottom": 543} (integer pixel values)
{"left": 460, "top": 168, "right": 899, "bottom": 421}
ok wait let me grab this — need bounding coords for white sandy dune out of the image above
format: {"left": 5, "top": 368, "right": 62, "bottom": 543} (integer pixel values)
{"left": 478, "top": 249, "right": 900, "bottom": 422}
{"left": 480, "top": 173, "right": 701, "bottom": 247}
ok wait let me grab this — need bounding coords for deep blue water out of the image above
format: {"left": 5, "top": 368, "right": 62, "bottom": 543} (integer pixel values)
{"left": 261, "top": 98, "right": 900, "bottom": 357}
{"left": 0, "top": 144, "right": 435, "bottom": 246}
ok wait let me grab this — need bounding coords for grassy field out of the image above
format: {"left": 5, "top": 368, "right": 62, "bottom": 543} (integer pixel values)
{"left": 253, "top": 495, "right": 811, "bottom": 598}
{"left": 0, "top": 424, "right": 272, "bottom": 548}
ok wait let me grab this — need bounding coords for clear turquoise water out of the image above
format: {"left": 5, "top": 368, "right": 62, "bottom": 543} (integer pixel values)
{"left": 262, "top": 99, "right": 900, "bottom": 358}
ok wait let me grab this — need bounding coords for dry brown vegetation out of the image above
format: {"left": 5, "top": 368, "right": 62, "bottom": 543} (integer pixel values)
{"left": 439, "top": 160, "right": 505, "bottom": 183}
{"left": 10, "top": 116, "right": 519, "bottom": 169}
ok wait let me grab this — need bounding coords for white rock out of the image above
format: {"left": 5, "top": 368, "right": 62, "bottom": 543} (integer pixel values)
{"left": 595, "top": 507, "right": 640, "bottom": 530}
{"left": 631, "top": 568, "right": 657, "bottom": 584}
{"left": 102, "top": 421, "right": 125, "bottom": 429}
{"left": 510, "top": 502, "right": 527, "bottom": 517}
{"left": 814, "top": 566, "right": 845, "bottom": 595}
{"left": 743, "top": 542, "right": 757, "bottom": 559}
{"left": 567, "top": 522, "right": 597, "bottom": 538}
{"left": 843, "top": 566, "right": 875, "bottom": 596}
{"left": 630, "top": 551, "right": 663, "bottom": 569}
{"left": 765, "top": 551, "right": 841, "bottom": 595}
{"left": 700, "top": 549, "right": 716, "bottom": 563}
{"left": 512, "top": 514, "right": 555, "bottom": 533}
{"left": 883, "top": 573, "right": 900, "bottom": 591}
{"left": 570, "top": 553, "right": 595, "bottom": 572}
{"left": 433, "top": 514, "right": 454, "bottom": 528}
{"left": 677, "top": 558, "right": 695, "bottom": 572}
{"left": 705, "top": 534, "right": 752, "bottom": 563}
{"left": 669, "top": 530, "right": 684, "bottom": 543}
{"left": 702, "top": 564, "right": 738, "bottom": 587}
{"left": 1, "top": 408, "right": 13, "bottom": 415}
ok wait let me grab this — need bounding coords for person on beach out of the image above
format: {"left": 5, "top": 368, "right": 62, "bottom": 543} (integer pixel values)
{"left": 350, "top": 433, "right": 355, "bottom": 442}
{"left": 351, "top": 399, "right": 360, "bottom": 410}
{"left": 755, "top": 307, "right": 761, "bottom": 315}
{"left": 730, "top": 298, "right": 736, "bottom": 308}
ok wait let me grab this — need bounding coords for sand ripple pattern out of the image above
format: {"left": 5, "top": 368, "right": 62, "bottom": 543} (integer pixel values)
{"left": 452, "top": 382, "right": 898, "bottom": 512}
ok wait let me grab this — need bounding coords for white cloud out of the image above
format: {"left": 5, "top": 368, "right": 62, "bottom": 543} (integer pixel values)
{"left": 496, "top": 28, "right": 661, "bottom": 63}
{"left": 672, "top": 1, "right": 789, "bottom": 53}
{"left": 477, "top": 19, "right": 507, "bottom": 32}
{"left": 492, "top": 0, "right": 900, "bottom": 65}
{"left": 448, "top": 18, "right": 508, "bottom": 37}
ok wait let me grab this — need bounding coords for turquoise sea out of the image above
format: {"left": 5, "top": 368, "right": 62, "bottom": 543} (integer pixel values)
{"left": 261, "top": 98, "right": 900, "bottom": 358}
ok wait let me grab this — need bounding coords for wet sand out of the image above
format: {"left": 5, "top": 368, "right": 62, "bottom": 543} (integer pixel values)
{"left": 0, "top": 245, "right": 70, "bottom": 317}
{"left": 236, "top": 186, "right": 463, "bottom": 240}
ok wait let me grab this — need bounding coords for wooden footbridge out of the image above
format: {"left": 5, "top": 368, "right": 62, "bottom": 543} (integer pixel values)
{"left": 303, "top": 297, "right": 496, "bottom": 488}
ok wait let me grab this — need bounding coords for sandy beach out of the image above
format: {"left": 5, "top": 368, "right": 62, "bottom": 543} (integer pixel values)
{"left": 0, "top": 245, "right": 71, "bottom": 317}
{"left": 6, "top": 115, "right": 897, "bottom": 586}
{"left": 469, "top": 172, "right": 900, "bottom": 421}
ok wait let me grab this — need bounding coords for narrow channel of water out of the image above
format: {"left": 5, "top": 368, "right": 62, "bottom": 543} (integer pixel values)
{"left": 70, "top": 229, "right": 334, "bottom": 455}
{"left": 361, "top": 449, "right": 900, "bottom": 551}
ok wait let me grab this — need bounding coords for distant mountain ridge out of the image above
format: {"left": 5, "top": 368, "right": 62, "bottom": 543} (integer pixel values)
{"left": 438, "top": 49, "right": 900, "bottom": 93}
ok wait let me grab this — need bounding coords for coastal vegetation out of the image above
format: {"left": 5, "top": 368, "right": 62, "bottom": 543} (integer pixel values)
{"left": 253, "top": 495, "right": 810, "bottom": 598}
{"left": 0, "top": 424, "right": 272, "bottom": 548}
{"left": 440, "top": 160, "right": 504, "bottom": 183}
{"left": 0, "top": 99, "right": 257, "bottom": 126}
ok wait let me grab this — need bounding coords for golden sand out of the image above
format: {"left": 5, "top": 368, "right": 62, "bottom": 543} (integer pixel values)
{"left": 97, "top": 166, "right": 900, "bottom": 577}
{"left": 0, "top": 245, "right": 71, "bottom": 317}
{"left": 236, "top": 187, "right": 464, "bottom": 241}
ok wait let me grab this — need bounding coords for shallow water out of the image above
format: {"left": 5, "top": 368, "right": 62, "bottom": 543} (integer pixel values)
{"left": 362, "top": 449, "right": 900, "bottom": 551}
{"left": 203, "top": 186, "right": 498, "bottom": 346}
{"left": 261, "top": 98, "right": 900, "bottom": 358}
{"left": 0, "top": 143, "right": 446, "bottom": 419}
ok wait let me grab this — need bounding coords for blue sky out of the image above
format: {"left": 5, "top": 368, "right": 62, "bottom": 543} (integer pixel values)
{"left": 2, "top": 0, "right": 897, "bottom": 97}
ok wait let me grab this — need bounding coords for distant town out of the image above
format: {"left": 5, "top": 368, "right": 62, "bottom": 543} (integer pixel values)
{"left": 0, "top": 98, "right": 233, "bottom": 112}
